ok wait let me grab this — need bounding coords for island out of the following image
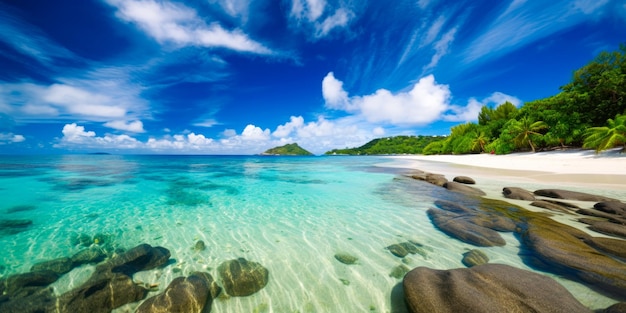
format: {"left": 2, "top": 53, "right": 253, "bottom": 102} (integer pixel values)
{"left": 260, "top": 143, "right": 314, "bottom": 156}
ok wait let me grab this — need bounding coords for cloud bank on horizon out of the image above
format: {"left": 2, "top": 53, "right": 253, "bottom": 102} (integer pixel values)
{"left": 0, "top": 0, "right": 623, "bottom": 154}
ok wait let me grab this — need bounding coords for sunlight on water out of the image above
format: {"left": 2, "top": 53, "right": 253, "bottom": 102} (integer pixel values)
{"left": 0, "top": 155, "right": 621, "bottom": 312}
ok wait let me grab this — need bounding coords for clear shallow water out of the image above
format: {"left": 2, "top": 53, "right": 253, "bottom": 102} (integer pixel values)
{"left": 0, "top": 155, "right": 621, "bottom": 312}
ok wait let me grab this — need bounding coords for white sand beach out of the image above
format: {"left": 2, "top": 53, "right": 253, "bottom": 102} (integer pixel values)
{"left": 383, "top": 148, "right": 626, "bottom": 190}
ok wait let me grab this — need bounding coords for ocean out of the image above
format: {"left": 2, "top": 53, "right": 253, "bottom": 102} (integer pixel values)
{"left": 0, "top": 154, "right": 620, "bottom": 312}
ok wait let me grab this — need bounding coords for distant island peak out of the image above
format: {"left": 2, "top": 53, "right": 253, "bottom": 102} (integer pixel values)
{"left": 261, "top": 143, "right": 313, "bottom": 156}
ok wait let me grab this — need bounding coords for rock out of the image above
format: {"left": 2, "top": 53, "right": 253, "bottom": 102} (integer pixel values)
{"left": 403, "top": 264, "right": 592, "bottom": 313}
{"left": 136, "top": 273, "right": 216, "bottom": 313}
{"left": 190, "top": 271, "right": 222, "bottom": 299}
{"left": 434, "top": 199, "right": 473, "bottom": 214}
{"left": 453, "top": 176, "right": 475, "bottom": 184}
{"left": 57, "top": 272, "right": 148, "bottom": 313}
{"left": 0, "top": 286, "right": 56, "bottom": 313}
{"left": 98, "top": 243, "right": 170, "bottom": 276}
{"left": 194, "top": 240, "right": 206, "bottom": 251}
{"left": 461, "top": 249, "right": 489, "bottom": 267}
{"left": 542, "top": 199, "right": 580, "bottom": 209}
{"left": 502, "top": 187, "right": 536, "bottom": 201}
{"left": 31, "top": 257, "right": 74, "bottom": 275}
{"left": 389, "top": 264, "right": 410, "bottom": 279}
{"left": 467, "top": 214, "right": 517, "bottom": 232}
{"left": 334, "top": 253, "right": 358, "bottom": 264}
{"left": 534, "top": 189, "right": 618, "bottom": 202}
{"left": 588, "top": 221, "right": 626, "bottom": 239}
{"left": 3, "top": 270, "right": 59, "bottom": 298}
{"left": 584, "top": 237, "right": 626, "bottom": 261}
{"left": 603, "top": 302, "right": 626, "bottom": 313}
{"left": 70, "top": 248, "right": 106, "bottom": 265}
{"left": 595, "top": 202, "right": 626, "bottom": 217}
{"left": 386, "top": 244, "right": 408, "bottom": 258}
{"left": 443, "top": 181, "right": 486, "bottom": 196}
{"left": 427, "top": 208, "right": 505, "bottom": 247}
{"left": 577, "top": 209, "right": 626, "bottom": 224}
{"left": 411, "top": 172, "right": 448, "bottom": 187}
{"left": 218, "top": 258, "right": 269, "bottom": 296}
{"left": 0, "top": 219, "right": 33, "bottom": 235}
{"left": 518, "top": 216, "right": 626, "bottom": 297}
{"left": 530, "top": 200, "right": 572, "bottom": 214}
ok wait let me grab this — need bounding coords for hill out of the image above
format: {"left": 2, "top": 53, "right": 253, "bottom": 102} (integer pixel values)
{"left": 261, "top": 143, "right": 314, "bottom": 156}
{"left": 324, "top": 135, "right": 444, "bottom": 155}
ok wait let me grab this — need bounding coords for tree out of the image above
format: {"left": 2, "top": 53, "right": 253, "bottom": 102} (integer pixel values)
{"left": 470, "top": 131, "right": 489, "bottom": 153}
{"left": 510, "top": 117, "right": 548, "bottom": 152}
{"left": 583, "top": 114, "right": 626, "bottom": 153}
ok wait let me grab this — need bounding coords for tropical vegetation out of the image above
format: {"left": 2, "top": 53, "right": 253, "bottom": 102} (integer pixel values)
{"left": 325, "top": 135, "right": 444, "bottom": 155}
{"left": 262, "top": 143, "right": 313, "bottom": 155}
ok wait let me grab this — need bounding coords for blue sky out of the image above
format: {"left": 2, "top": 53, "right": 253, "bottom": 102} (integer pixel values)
{"left": 0, "top": 0, "right": 624, "bottom": 154}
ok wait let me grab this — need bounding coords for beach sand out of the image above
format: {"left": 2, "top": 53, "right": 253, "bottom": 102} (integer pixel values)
{"left": 383, "top": 148, "right": 626, "bottom": 191}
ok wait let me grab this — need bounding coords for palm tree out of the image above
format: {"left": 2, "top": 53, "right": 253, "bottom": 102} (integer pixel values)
{"left": 470, "top": 131, "right": 489, "bottom": 153}
{"left": 511, "top": 117, "right": 548, "bottom": 152}
{"left": 583, "top": 114, "right": 626, "bottom": 153}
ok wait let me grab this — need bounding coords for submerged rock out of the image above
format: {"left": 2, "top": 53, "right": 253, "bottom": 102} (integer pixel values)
{"left": 31, "top": 257, "right": 74, "bottom": 275}
{"left": 534, "top": 189, "right": 618, "bottom": 202}
{"left": 71, "top": 248, "right": 106, "bottom": 265}
{"left": 136, "top": 272, "right": 219, "bottom": 313}
{"left": 98, "top": 243, "right": 170, "bottom": 276}
{"left": 0, "top": 219, "right": 33, "bottom": 235}
{"left": 461, "top": 249, "right": 489, "bottom": 267}
{"left": 386, "top": 242, "right": 426, "bottom": 258}
{"left": 403, "top": 264, "right": 592, "bottom": 313}
{"left": 194, "top": 240, "right": 206, "bottom": 251}
{"left": 434, "top": 199, "right": 473, "bottom": 214}
{"left": 427, "top": 208, "right": 506, "bottom": 247}
{"left": 389, "top": 264, "right": 410, "bottom": 279}
{"left": 218, "top": 258, "right": 269, "bottom": 296}
{"left": 2, "top": 270, "right": 59, "bottom": 298}
{"left": 334, "top": 253, "right": 359, "bottom": 265}
{"left": 502, "top": 187, "right": 536, "bottom": 201}
{"left": 443, "top": 181, "right": 486, "bottom": 196}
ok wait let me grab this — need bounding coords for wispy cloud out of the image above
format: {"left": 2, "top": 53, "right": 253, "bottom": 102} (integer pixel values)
{"left": 464, "top": 0, "right": 612, "bottom": 64}
{"left": 288, "top": 0, "right": 356, "bottom": 39}
{"left": 423, "top": 27, "right": 457, "bottom": 71}
{"left": 0, "top": 132, "right": 25, "bottom": 144}
{"left": 106, "top": 0, "right": 272, "bottom": 54}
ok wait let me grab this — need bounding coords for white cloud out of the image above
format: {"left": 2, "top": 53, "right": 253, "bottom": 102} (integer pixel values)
{"left": 104, "top": 120, "right": 145, "bottom": 132}
{"left": 323, "top": 73, "right": 451, "bottom": 125}
{"left": 107, "top": 0, "right": 271, "bottom": 54}
{"left": 424, "top": 27, "right": 457, "bottom": 71}
{"left": 61, "top": 123, "right": 96, "bottom": 143}
{"left": 373, "top": 127, "right": 385, "bottom": 136}
{"left": 0, "top": 132, "right": 25, "bottom": 144}
{"left": 273, "top": 116, "right": 304, "bottom": 138}
{"left": 289, "top": 0, "right": 355, "bottom": 39}
{"left": 443, "top": 92, "right": 522, "bottom": 122}
{"left": 45, "top": 84, "right": 127, "bottom": 118}
{"left": 241, "top": 124, "right": 271, "bottom": 140}
{"left": 322, "top": 72, "right": 350, "bottom": 110}
{"left": 193, "top": 119, "right": 219, "bottom": 128}
{"left": 421, "top": 15, "right": 446, "bottom": 48}
{"left": 212, "top": 0, "right": 250, "bottom": 19}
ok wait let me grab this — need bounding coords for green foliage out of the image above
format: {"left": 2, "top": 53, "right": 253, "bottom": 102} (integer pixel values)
{"left": 583, "top": 114, "right": 626, "bottom": 153}
{"left": 508, "top": 117, "right": 548, "bottom": 152}
{"left": 560, "top": 44, "right": 626, "bottom": 126}
{"left": 263, "top": 143, "right": 313, "bottom": 155}
{"left": 324, "top": 135, "right": 443, "bottom": 155}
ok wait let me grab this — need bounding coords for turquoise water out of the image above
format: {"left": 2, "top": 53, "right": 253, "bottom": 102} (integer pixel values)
{"left": 0, "top": 155, "right": 620, "bottom": 312}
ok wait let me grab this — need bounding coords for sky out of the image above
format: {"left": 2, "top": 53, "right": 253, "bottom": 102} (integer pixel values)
{"left": 0, "top": 0, "right": 624, "bottom": 155}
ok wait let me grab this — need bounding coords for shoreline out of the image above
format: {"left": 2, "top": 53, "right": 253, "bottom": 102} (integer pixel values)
{"left": 380, "top": 149, "right": 626, "bottom": 193}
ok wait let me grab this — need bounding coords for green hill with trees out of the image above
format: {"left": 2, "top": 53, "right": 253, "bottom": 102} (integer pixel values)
{"left": 262, "top": 143, "right": 314, "bottom": 155}
{"left": 325, "top": 135, "right": 444, "bottom": 155}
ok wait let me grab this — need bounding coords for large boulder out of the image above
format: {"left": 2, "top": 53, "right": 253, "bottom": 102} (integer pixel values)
{"left": 403, "top": 264, "right": 591, "bottom": 313}
{"left": 97, "top": 243, "right": 170, "bottom": 276}
{"left": 1, "top": 270, "right": 59, "bottom": 298}
{"left": 136, "top": 272, "right": 219, "bottom": 313}
{"left": 31, "top": 257, "right": 74, "bottom": 275}
{"left": 443, "top": 182, "right": 486, "bottom": 196}
{"left": 518, "top": 216, "right": 626, "bottom": 297}
{"left": 534, "top": 189, "right": 618, "bottom": 202}
{"left": 411, "top": 172, "right": 448, "bottom": 187}
{"left": 427, "top": 209, "right": 505, "bottom": 247}
{"left": 502, "top": 187, "right": 536, "bottom": 201}
{"left": 588, "top": 221, "right": 626, "bottom": 239}
{"left": 577, "top": 209, "right": 626, "bottom": 224}
{"left": 218, "top": 258, "right": 269, "bottom": 296}
{"left": 0, "top": 287, "right": 56, "bottom": 313}
{"left": 57, "top": 272, "right": 147, "bottom": 313}
{"left": 584, "top": 237, "right": 626, "bottom": 261}
{"left": 70, "top": 248, "right": 106, "bottom": 265}
{"left": 595, "top": 202, "right": 626, "bottom": 217}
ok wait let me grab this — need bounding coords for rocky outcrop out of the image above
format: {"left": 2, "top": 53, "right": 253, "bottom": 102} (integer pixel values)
{"left": 453, "top": 176, "right": 475, "bottom": 184}
{"left": 70, "top": 248, "right": 106, "bottom": 265}
{"left": 31, "top": 257, "right": 73, "bottom": 275}
{"left": 584, "top": 237, "right": 626, "bottom": 261}
{"left": 578, "top": 209, "right": 626, "bottom": 224}
{"left": 427, "top": 208, "right": 505, "bottom": 247}
{"left": 97, "top": 243, "right": 170, "bottom": 276}
{"left": 461, "top": 249, "right": 489, "bottom": 267}
{"left": 434, "top": 200, "right": 473, "bottom": 214}
{"left": 518, "top": 216, "right": 626, "bottom": 298}
{"left": 603, "top": 302, "right": 626, "bottom": 313}
{"left": 218, "top": 258, "right": 269, "bottom": 296}
{"left": 587, "top": 221, "right": 626, "bottom": 239}
{"left": 403, "top": 264, "right": 591, "bottom": 313}
{"left": 443, "top": 181, "right": 486, "bottom": 196}
{"left": 411, "top": 172, "right": 448, "bottom": 187}
{"left": 530, "top": 200, "right": 572, "bottom": 214}
{"left": 595, "top": 202, "right": 626, "bottom": 216}
{"left": 136, "top": 272, "right": 219, "bottom": 313}
{"left": 534, "top": 189, "right": 618, "bottom": 202}
{"left": 502, "top": 187, "right": 536, "bottom": 201}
